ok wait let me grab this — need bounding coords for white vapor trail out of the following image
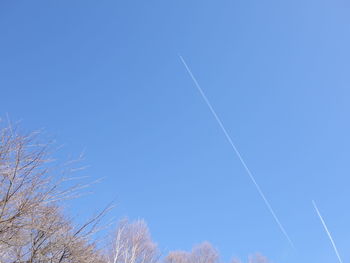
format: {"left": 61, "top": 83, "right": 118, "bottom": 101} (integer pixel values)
{"left": 179, "top": 55, "right": 294, "bottom": 248}
{"left": 312, "top": 200, "right": 343, "bottom": 263}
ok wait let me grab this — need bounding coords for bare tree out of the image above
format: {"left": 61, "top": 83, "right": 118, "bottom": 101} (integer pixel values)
{"left": 248, "top": 254, "right": 269, "bottom": 263}
{"left": 0, "top": 121, "right": 270, "bottom": 263}
{"left": 0, "top": 123, "right": 109, "bottom": 263}
{"left": 108, "top": 219, "right": 159, "bottom": 263}
{"left": 164, "top": 242, "right": 220, "bottom": 263}
{"left": 164, "top": 251, "right": 190, "bottom": 263}
{"left": 191, "top": 242, "right": 220, "bottom": 263}
{"left": 230, "top": 253, "right": 269, "bottom": 263}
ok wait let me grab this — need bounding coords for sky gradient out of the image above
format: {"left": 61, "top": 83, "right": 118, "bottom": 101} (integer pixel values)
{"left": 1, "top": 1, "right": 350, "bottom": 262}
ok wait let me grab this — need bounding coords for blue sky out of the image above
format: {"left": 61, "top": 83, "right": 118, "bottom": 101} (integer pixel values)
{"left": 1, "top": 1, "right": 350, "bottom": 262}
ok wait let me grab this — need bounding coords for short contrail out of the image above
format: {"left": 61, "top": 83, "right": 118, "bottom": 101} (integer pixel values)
{"left": 312, "top": 200, "right": 343, "bottom": 263}
{"left": 179, "top": 55, "right": 294, "bottom": 248}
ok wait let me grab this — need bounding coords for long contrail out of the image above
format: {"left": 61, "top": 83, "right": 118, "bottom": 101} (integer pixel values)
{"left": 179, "top": 55, "right": 294, "bottom": 248}
{"left": 312, "top": 200, "right": 343, "bottom": 263}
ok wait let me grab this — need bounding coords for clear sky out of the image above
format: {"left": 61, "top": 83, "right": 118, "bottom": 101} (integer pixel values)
{"left": 1, "top": 1, "right": 350, "bottom": 262}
